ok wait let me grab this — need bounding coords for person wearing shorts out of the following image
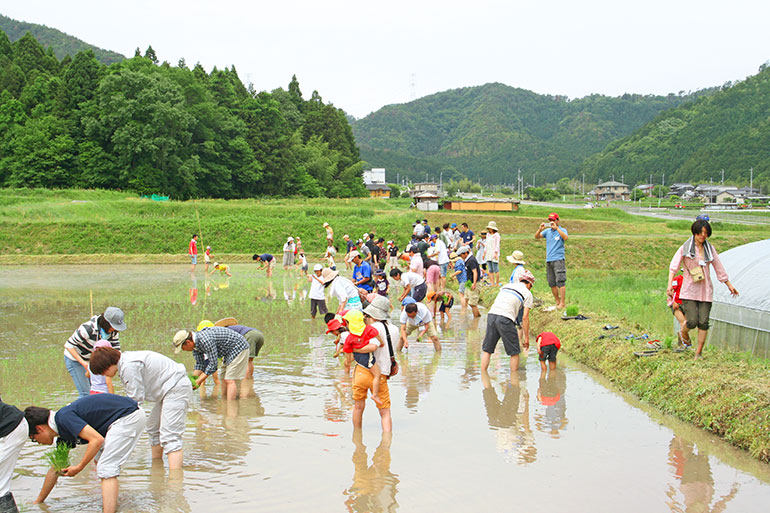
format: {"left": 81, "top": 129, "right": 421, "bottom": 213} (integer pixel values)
{"left": 89, "top": 347, "right": 192, "bottom": 470}
{"left": 536, "top": 331, "right": 561, "bottom": 372}
{"left": 481, "top": 271, "right": 535, "bottom": 373}
{"left": 253, "top": 253, "right": 275, "bottom": 277}
{"left": 188, "top": 234, "right": 198, "bottom": 272}
{"left": 425, "top": 263, "right": 440, "bottom": 293}
{"left": 222, "top": 323, "right": 265, "bottom": 378}
{"left": 25, "top": 394, "right": 147, "bottom": 513}
{"left": 459, "top": 246, "right": 481, "bottom": 317}
{"left": 535, "top": 213, "right": 569, "bottom": 309}
{"left": 174, "top": 326, "right": 249, "bottom": 400}
{"left": 0, "top": 401, "right": 27, "bottom": 512}
{"left": 399, "top": 298, "right": 441, "bottom": 351}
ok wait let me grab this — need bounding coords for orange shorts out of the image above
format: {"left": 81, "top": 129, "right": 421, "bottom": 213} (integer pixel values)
{"left": 352, "top": 365, "right": 390, "bottom": 409}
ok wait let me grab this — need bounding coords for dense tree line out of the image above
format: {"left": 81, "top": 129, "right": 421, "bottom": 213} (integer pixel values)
{"left": 581, "top": 65, "right": 770, "bottom": 192}
{"left": 0, "top": 14, "right": 125, "bottom": 65}
{"left": 0, "top": 30, "right": 365, "bottom": 198}
{"left": 353, "top": 82, "right": 704, "bottom": 185}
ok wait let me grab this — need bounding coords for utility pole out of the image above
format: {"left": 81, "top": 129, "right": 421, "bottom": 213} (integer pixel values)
{"left": 721, "top": 169, "right": 724, "bottom": 184}
{"left": 533, "top": 173, "right": 536, "bottom": 188}
{"left": 750, "top": 167, "right": 753, "bottom": 192}
{"left": 582, "top": 173, "right": 585, "bottom": 196}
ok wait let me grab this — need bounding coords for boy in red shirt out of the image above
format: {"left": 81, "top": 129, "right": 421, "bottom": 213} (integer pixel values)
{"left": 667, "top": 272, "right": 688, "bottom": 346}
{"left": 326, "top": 311, "right": 384, "bottom": 405}
{"left": 536, "top": 331, "right": 561, "bottom": 372}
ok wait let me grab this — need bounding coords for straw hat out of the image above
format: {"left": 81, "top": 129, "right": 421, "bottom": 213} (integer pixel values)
{"left": 214, "top": 317, "right": 237, "bottom": 327}
{"left": 506, "top": 250, "right": 526, "bottom": 265}
{"left": 363, "top": 295, "right": 391, "bottom": 321}
{"left": 321, "top": 268, "right": 339, "bottom": 283}
{"left": 173, "top": 330, "right": 189, "bottom": 353}
{"left": 486, "top": 221, "right": 498, "bottom": 231}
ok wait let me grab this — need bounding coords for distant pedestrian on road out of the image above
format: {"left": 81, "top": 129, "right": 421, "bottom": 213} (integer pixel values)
{"left": 535, "top": 212, "right": 569, "bottom": 309}
{"left": 667, "top": 219, "right": 738, "bottom": 359}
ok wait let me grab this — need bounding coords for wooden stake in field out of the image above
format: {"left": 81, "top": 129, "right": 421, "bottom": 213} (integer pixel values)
{"left": 89, "top": 289, "right": 94, "bottom": 317}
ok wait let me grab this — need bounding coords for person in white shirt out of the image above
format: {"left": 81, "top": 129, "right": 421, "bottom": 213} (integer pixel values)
{"left": 413, "top": 219, "right": 425, "bottom": 238}
{"left": 308, "top": 264, "right": 328, "bottom": 318}
{"left": 323, "top": 268, "right": 362, "bottom": 312}
{"left": 434, "top": 235, "right": 450, "bottom": 289}
{"left": 480, "top": 270, "right": 536, "bottom": 374}
{"left": 90, "top": 347, "right": 192, "bottom": 469}
{"left": 389, "top": 268, "right": 427, "bottom": 303}
{"left": 406, "top": 245, "right": 423, "bottom": 276}
{"left": 398, "top": 298, "right": 441, "bottom": 351}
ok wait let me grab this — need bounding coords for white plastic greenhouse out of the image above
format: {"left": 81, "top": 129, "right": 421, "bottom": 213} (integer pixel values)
{"left": 707, "top": 238, "right": 770, "bottom": 358}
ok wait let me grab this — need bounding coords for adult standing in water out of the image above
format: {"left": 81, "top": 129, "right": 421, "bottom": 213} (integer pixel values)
{"left": 535, "top": 212, "right": 569, "bottom": 309}
{"left": 282, "top": 237, "right": 296, "bottom": 271}
{"left": 188, "top": 234, "right": 198, "bottom": 272}
{"left": 64, "top": 307, "right": 126, "bottom": 398}
{"left": 357, "top": 296, "right": 399, "bottom": 432}
{"left": 0, "top": 399, "right": 27, "bottom": 512}
{"left": 668, "top": 218, "right": 738, "bottom": 359}
{"left": 323, "top": 268, "right": 363, "bottom": 312}
{"left": 484, "top": 221, "right": 501, "bottom": 286}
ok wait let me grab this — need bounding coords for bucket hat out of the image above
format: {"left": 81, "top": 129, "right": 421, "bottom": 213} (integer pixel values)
{"left": 363, "top": 295, "right": 391, "bottom": 320}
{"left": 506, "top": 250, "right": 526, "bottom": 265}
{"left": 486, "top": 221, "right": 498, "bottom": 231}
{"left": 321, "top": 268, "right": 339, "bottom": 283}
{"left": 173, "top": 330, "right": 189, "bottom": 353}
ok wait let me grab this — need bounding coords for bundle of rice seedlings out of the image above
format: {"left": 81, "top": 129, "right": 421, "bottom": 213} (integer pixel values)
{"left": 188, "top": 373, "right": 199, "bottom": 389}
{"left": 44, "top": 443, "right": 71, "bottom": 472}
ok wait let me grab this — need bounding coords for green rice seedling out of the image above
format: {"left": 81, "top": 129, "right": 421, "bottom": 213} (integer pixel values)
{"left": 44, "top": 443, "right": 71, "bottom": 472}
{"left": 188, "top": 373, "right": 199, "bottom": 389}
{"left": 663, "top": 335, "right": 675, "bottom": 350}
{"left": 566, "top": 305, "right": 579, "bottom": 316}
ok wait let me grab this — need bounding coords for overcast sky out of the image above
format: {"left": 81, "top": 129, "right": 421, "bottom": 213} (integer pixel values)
{"left": 4, "top": 1, "right": 769, "bottom": 118}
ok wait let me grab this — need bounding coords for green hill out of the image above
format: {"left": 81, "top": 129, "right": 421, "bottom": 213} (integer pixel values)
{"left": 0, "top": 14, "right": 125, "bottom": 65}
{"left": 353, "top": 83, "right": 706, "bottom": 184}
{"left": 581, "top": 65, "right": 770, "bottom": 191}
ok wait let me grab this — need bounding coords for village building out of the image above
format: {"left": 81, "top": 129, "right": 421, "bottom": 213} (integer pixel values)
{"left": 362, "top": 168, "right": 391, "bottom": 198}
{"left": 591, "top": 180, "right": 631, "bottom": 201}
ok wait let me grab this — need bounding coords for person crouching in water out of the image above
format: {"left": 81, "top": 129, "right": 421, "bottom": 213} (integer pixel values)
{"left": 90, "top": 346, "right": 193, "bottom": 469}
{"left": 327, "top": 311, "right": 384, "bottom": 406}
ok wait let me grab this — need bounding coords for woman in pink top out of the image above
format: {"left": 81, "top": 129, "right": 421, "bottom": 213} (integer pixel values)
{"left": 667, "top": 219, "right": 738, "bottom": 359}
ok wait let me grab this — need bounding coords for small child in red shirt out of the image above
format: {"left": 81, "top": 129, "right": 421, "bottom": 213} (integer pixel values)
{"left": 667, "top": 272, "right": 688, "bottom": 346}
{"left": 536, "top": 331, "right": 561, "bottom": 372}
{"left": 326, "top": 310, "right": 384, "bottom": 405}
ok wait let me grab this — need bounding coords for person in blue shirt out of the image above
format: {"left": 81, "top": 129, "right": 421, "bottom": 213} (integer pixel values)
{"left": 252, "top": 253, "right": 275, "bottom": 277}
{"left": 351, "top": 251, "right": 374, "bottom": 292}
{"left": 459, "top": 223, "right": 475, "bottom": 249}
{"left": 535, "top": 212, "right": 569, "bottom": 309}
{"left": 25, "top": 394, "right": 147, "bottom": 513}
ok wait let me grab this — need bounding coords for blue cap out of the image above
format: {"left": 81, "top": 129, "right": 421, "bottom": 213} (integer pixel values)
{"left": 451, "top": 223, "right": 457, "bottom": 228}
{"left": 401, "top": 297, "right": 417, "bottom": 306}
{"left": 696, "top": 214, "right": 710, "bottom": 221}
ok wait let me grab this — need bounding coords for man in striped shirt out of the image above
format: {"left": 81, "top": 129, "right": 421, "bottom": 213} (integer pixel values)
{"left": 173, "top": 327, "right": 248, "bottom": 400}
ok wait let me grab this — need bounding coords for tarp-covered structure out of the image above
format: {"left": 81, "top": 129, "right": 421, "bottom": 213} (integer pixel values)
{"left": 708, "top": 239, "right": 770, "bottom": 358}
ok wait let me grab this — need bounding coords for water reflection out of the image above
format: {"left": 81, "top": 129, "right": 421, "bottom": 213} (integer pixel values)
{"left": 189, "top": 273, "right": 198, "bottom": 305}
{"left": 666, "top": 436, "right": 740, "bottom": 512}
{"left": 343, "top": 431, "right": 399, "bottom": 513}
{"left": 534, "top": 370, "right": 568, "bottom": 437}
{"left": 480, "top": 369, "right": 536, "bottom": 464}
{"left": 144, "top": 461, "right": 191, "bottom": 513}
{"left": 398, "top": 353, "right": 440, "bottom": 411}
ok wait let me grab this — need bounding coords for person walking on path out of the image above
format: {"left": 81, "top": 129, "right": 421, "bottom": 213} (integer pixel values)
{"left": 173, "top": 326, "right": 249, "bottom": 400}
{"left": 64, "top": 307, "right": 126, "bottom": 398}
{"left": 89, "top": 347, "right": 192, "bottom": 470}
{"left": 398, "top": 298, "right": 441, "bottom": 351}
{"left": 355, "top": 296, "right": 399, "bottom": 432}
{"left": 188, "top": 234, "right": 198, "bottom": 272}
{"left": 535, "top": 212, "right": 569, "bottom": 309}
{"left": 460, "top": 246, "right": 481, "bottom": 318}
{"left": 0, "top": 400, "right": 27, "bottom": 513}
{"left": 25, "top": 394, "right": 147, "bottom": 513}
{"left": 309, "top": 264, "right": 329, "bottom": 319}
{"left": 282, "top": 237, "right": 296, "bottom": 270}
{"left": 480, "top": 270, "right": 536, "bottom": 373}
{"left": 252, "top": 253, "right": 275, "bottom": 277}
{"left": 484, "top": 221, "right": 501, "bottom": 286}
{"left": 667, "top": 219, "right": 738, "bottom": 359}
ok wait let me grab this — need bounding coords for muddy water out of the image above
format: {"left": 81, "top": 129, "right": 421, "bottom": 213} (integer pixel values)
{"left": 1, "top": 265, "right": 768, "bottom": 512}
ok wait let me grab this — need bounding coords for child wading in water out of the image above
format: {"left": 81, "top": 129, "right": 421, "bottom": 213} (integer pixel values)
{"left": 668, "top": 270, "right": 689, "bottom": 347}
{"left": 212, "top": 262, "right": 232, "bottom": 277}
{"left": 536, "top": 331, "right": 561, "bottom": 373}
{"left": 326, "top": 311, "right": 384, "bottom": 405}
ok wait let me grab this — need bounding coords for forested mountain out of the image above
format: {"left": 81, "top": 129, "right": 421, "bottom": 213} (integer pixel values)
{"left": 0, "top": 28, "right": 364, "bottom": 199}
{"left": 581, "top": 64, "right": 770, "bottom": 192}
{"left": 0, "top": 14, "right": 125, "bottom": 65}
{"left": 353, "top": 83, "right": 708, "bottom": 184}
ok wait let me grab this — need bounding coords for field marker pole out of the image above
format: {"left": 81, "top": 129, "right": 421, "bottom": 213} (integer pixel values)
{"left": 89, "top": 290, "right": 94, "bottom": 317}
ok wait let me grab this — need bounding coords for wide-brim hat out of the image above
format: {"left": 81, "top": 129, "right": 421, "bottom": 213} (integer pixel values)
{"left": 103, "top": 307, "right": 127, "bottom": 331}
{"left": 363, "top": 295, "right": 391, "bottom": 321}
{"left": 506, "top": 250, "right": 526, "bottom": 265}
{"left": 486, "top": 221, "right": 498, "bottom": 231}
{"left": 215, "top": 317, "right": 237, "bottom": 327}
{"left": 321, "top": 268, "right": 339, "bottom": 283}
{"left": 173, "top": 330, "right": 189, "bottom": 353}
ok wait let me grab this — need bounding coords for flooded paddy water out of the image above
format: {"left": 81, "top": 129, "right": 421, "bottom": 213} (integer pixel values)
{"left": 1, "top": 265, "right": 769, "bottom": 512}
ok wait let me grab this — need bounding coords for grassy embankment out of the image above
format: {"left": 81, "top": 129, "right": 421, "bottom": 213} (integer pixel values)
{"left": 2, "top": 188, "right": 770, "bottom": 460}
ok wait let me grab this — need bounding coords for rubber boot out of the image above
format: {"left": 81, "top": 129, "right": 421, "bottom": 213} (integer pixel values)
{"left": 0, "top": 491, "right": 19, "bottom": 513}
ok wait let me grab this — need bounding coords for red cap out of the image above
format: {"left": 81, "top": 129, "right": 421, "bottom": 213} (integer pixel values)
{"left": 325, "top": 319, "right": 344, "bottom": 334}
{"left": 548, "top": 212, "right": 559, "bottom": 221}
